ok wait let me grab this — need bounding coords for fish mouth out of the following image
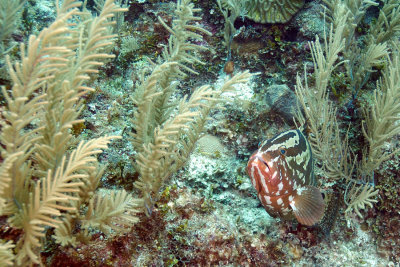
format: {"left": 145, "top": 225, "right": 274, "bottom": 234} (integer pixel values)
{"left": 254, "top": 155, "right": 271, "bottom": 172}
{"left": 252, "top": 154, "right": 283, "bottom": 186}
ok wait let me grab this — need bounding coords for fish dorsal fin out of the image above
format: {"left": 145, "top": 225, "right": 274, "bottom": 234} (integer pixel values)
{"left": 298, "top": 121, "right": 310, "bottom": 138}
{"left": 290, "top": 185, "right": 325, "bottom": 226}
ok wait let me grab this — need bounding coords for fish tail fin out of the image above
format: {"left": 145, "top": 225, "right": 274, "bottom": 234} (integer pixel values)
{"left": 318, "top": 186, "right": 342, "bottom": 236}
{"left": 290, "top": 185, "right": 325, "bottom": 226}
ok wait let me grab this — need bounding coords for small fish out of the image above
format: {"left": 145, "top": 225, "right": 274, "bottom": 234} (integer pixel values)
{"left": 247, "top": 128, "right": 325, "bottom": 226}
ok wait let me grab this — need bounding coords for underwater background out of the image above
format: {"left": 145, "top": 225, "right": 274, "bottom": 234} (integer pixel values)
{"left": 0, "top": 0, "right": 400, "bottom": 266}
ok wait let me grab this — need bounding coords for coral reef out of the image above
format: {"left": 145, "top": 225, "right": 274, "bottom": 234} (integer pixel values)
{"left": 0, "top": 0, "right": 399, "bottom": 266}
{"left": 245, "top": 0, "right": 305, "bottom": 23}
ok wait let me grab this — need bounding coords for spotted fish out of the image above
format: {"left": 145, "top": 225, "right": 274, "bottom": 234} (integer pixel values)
{"left": 247, "top": 128, "right": 325, "bottom": 226}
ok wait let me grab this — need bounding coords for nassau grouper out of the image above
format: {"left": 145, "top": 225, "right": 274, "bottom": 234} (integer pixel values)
{"left": 247, "top": 128, "right": 325, "bottom": 226}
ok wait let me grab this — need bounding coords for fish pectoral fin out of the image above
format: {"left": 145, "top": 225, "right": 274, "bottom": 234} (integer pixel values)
{"left": 290, "top": 185, "right": 325, "bottom": 226}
